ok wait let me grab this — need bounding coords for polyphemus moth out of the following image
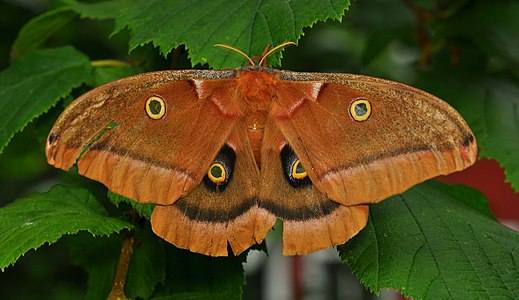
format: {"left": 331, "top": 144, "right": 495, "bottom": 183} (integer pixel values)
{"left": 46, "top": 43, "right": 477, "bottom": 256}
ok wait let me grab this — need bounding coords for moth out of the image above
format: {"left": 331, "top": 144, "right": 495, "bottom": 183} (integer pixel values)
{"left": 46, "top": 43, "right": 477, "bottom": 256}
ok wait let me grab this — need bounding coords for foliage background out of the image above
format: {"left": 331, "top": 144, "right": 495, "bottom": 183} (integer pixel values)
{"left": 1, "top": 0, "right": 518, "bottom": 299}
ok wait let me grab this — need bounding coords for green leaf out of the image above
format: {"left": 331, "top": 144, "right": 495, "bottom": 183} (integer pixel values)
{"left": 444, "top": 184, "right": 496, "bottom": 220}
{"left": 0, "top": 46, "right": 92, "bottom": 155}
{"left": 63, "top": 0, "right": 132, "bottom": 20}
{"left": 92, "top": 63, "right": 143, "bottom": 86}
{"left": 467, "top": 79, "right": 519, "bottom": 191}
{"left": 0, "top": 185, "right": 132, "bottom": 271}
{"left": 442, "top": 1, "right": 519, "bottom": 66}
{"left": 66, "top": 0, "right": 350, "bottom": 68}
{"left": 154, "top": 246, "right": 247, "bottom": 299}
{"left": 125, "top": 226, "right": 166, "bottom": 299}
{"left": 108, "top": 191, "right": 154, "bottom": 220}
{"left": 10, "top": 7, "right": 77, "bottom": 59}
{"left": 68, "top": 233, "right": 121, "bottom": 300}
{"left": 339, "top": 181, "right": 519, "bottom": 299}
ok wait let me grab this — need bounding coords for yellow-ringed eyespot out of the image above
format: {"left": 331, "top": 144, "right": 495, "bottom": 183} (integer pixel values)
{"left": 291, "top": 159, "right": 308, "bottom": 180}
{"left": 207, "top": 162, "right": 226, "bottom": 184}
{"left": 349, "top": 98, "right": 371, "bottom": 121}
{"left": 281, "top": 145, "right": 312, "bottom": 189}
{"left": 145, "top": 96, "right": 166, "bottom": 119}
{"left": 203, "top": 145, "right": 236, "bottom": 192}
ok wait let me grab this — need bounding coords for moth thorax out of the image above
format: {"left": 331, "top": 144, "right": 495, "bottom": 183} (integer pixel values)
{"left": 239, "top": 71, "right": 275, "bottom": 108}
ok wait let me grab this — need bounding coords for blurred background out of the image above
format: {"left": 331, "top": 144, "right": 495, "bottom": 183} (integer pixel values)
{"left": 1, "top": 0, "right": 518, "bottom": 299}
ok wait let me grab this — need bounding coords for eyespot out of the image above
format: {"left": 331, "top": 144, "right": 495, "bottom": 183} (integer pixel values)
{"left": 207, "top": 162, "right": 226, "bottom": 184}
{"left": 145, "top": 96, "right": 166, "bottom": 119}
{"left": 281, "top": 145, "right": 311, "bottom": 189}
{"left": 349, "top": 98, "right": 371, "bottom": 121}
{"left": 203, "top": 145, "right": 236, "bottom": 192}
{"left": 291, "top": 160, "right": 308, "bottom": 180}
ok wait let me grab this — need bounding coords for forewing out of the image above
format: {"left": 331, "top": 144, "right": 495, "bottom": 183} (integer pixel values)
{"left": 46, "top": 70, "right": 241, "bottom": 204}
{"left": 271, "top": 71, "right": 477, "bottom": 206}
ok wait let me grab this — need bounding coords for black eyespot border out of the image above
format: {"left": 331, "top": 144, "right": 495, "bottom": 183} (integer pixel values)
{"left": 203, "top": 145, "right": 236, "bottom": 192}
{"left": 280, "top": 145, "right": 312, "bottom": 189}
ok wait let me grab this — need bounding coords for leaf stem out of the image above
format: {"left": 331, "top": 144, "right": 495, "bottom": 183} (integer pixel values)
{"left": 91, "top": 59, "right": 131, "bottom": 68}
{"left": 107, "top": 233, "right": 134, "bottom": 300}
{"left": 402, "top": 0, "right": 468, "bottom": 69}
{"left": 402, "top": 0, "right": 433, "bottom": 69}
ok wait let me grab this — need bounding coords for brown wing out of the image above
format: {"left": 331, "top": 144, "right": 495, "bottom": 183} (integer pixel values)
{"left": 151, "top": 121, "right": 275, "bottom": 256}
{"left": 258, "top": 119, "right": 368, "bottom": 255}
{"left": 271, "top": 71, "right": 477, "bottom": 206}
{"left": 46, "top": 70, "right": 241, "bottom": 205}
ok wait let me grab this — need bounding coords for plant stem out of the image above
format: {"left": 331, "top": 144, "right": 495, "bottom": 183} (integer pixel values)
{"left": 107, "top": 234, "right": 134, "bottom": 300}
{"left": 402, "top": 0, "right": 433, "bottom": 69}
{"left": 91, "top": 59, "right": 131, "bottom": 68}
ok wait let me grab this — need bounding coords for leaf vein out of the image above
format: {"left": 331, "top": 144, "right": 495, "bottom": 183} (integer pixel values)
{"left": 401, "top": 195, "right": 453, "bottom": 298}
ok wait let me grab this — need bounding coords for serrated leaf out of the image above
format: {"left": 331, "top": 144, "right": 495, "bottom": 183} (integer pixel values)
{"left": 154, "top": 246, "right": 246, "bottom": 300}
{"left": 10, "top": 7, "right": 77, "bottom": 59}
{"left": 466, "top": 79, "right": 519, "bottom": 191}
{"left": 108, "top": 191, "right": 154, "bottom": 220}
{"left": 0, "top": 185, "right": 132, "bottom": 271}
{"left": 66, "top": 0, "right": 350, "bottom": 68}
{"left": 63, "top": 0, "right": 133, "bottom": 20}
{"left": 68, "top": 233, "right": 121, "bottom": 300}
{"left": 0, "top": 46, "right": 92, "bottom": 155}
{"left": 339, "top": 181, "right": 519, "bottom": 299}
{"left": 125, "top": 226, "right": 165, "bottom": 299}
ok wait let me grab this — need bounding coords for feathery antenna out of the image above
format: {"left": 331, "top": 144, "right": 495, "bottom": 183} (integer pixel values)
{"left": 214, "top": 42, "right": 296, "bottom": 66}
